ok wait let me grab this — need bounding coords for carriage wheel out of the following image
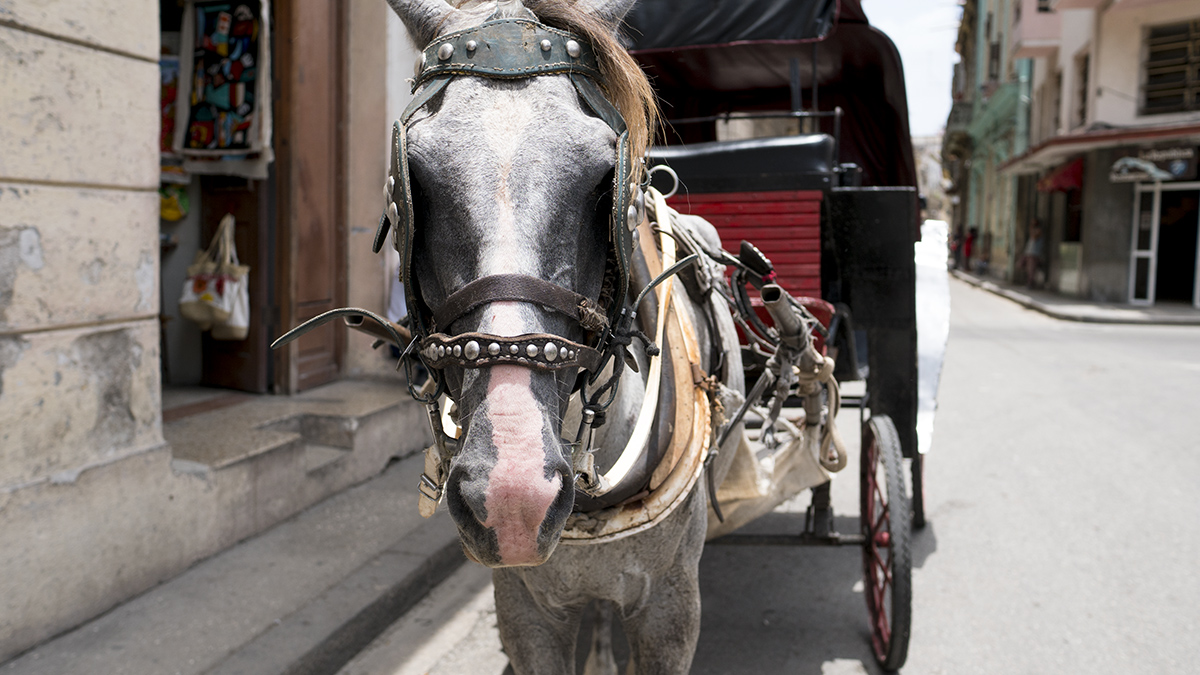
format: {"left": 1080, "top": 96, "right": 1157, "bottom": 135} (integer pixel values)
{"left": 860, "top": 414, "right": 912, "bottom": 672}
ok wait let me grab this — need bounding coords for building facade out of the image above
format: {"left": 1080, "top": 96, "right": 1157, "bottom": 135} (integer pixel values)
{"left": 0, "top": 1, "right": 426, "bottom": 662}
{"left": 947, "top": 0, "right": 1200, "bottom": 306}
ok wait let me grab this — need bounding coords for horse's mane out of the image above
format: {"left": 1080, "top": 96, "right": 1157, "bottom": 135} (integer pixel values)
{"left": 452, "top": 0, "right": 659, "bottom": 172}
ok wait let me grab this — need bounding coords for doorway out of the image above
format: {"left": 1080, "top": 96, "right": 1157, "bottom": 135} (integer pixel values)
{"left": 1129, "top": 182, "right": 1200, "bottom": 308}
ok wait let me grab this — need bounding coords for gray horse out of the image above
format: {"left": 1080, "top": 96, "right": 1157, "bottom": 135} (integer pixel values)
{"left": 385, "top": 1, "right": 742, "bottom": 671}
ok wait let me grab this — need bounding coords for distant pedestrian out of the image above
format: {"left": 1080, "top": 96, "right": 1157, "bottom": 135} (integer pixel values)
{"left": 950, "top": 226, "right": 964, "bottom": 269}
{"left": 1022, "top": 222, "right": 1044, "bottom": 288}
{"left": 963, "top": 227, "right": 977, "bottom": 271}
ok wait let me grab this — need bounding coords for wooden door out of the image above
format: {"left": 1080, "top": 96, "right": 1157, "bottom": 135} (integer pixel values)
{"left": 199, "top": 177, "right": 271, "bottom": 393}
{"left": 274, "top": 0, "right": 347, "bottom": 393}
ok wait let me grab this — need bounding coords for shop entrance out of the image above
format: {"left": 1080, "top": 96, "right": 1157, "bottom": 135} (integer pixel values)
{"left": 1130, "top": 182, "right": 1200, "bottom": 308}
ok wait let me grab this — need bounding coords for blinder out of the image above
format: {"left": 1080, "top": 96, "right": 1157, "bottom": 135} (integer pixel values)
{"left": 373, "top": 18, "right": 643, "bottom": 381}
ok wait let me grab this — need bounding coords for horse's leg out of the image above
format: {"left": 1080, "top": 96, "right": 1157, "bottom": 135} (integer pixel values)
{"left": 620, "top": 490, "right": 707, "bottom": 675}
{"left": 583, "top": 601, "right": 619, "bottom": 675}
{"left": 494, "top": 567, "right": 582, "bottom": 675}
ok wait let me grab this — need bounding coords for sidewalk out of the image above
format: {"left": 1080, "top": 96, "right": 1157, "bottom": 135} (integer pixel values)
{"left": 950, "top": 270, "right": 1200, "bottom": 326}
{"left": 0, "top": 452, "right": 467, "bottom": 675}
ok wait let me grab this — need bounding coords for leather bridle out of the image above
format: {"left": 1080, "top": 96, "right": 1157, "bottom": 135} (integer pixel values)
{"left": 372, "top": 18, "right": 647, "bottom": 405}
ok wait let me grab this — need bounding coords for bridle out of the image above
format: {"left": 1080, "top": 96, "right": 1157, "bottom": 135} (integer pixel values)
{"left": 373, "top": 17, "right": 646, "bottom": 399}
{"left": 274, "top": 17, "right": 693, "bottom": 512}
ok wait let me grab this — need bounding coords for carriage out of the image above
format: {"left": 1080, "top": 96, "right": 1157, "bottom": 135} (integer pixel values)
{"left": 625, "top": 0, "right": 926, "bottom": 668}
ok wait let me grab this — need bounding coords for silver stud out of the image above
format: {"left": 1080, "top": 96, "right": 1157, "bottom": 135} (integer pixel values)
{"left": 627, "top": 204, "right": 639, "bottom": 231}
{"left": 452, "top": 345, "right": 462, "bottom": 357}
{"left": 384, "top": 175, "right": 395, "bottom": 199}
{"left": 567, "top": 349, "right": 575, "bottom": 359}
{"left": 488, "top": 342, "right": 501, "bottom": 356}
{"left": 464, "top": 340, "right": 480, "bottom": 360}
{"left": 466, "top": 40, "right": 477, "bottom": 53}
{"left": 540, "top": 39, "right": 552, "bottom": 52}
{"left": 510, "top": 344, "right": 520, "bottom": 355}
{"left": 526, "top": 344, "right": 539, "bottom": 358}
{"left": 566, "top": 40, "right": 581, "bottom": 58}
{"left": 438, "top": 345, "right": 446, "bottom": 357}
{"left": 545, "top": 343, "right": 559, "bottom": 361}
{"left": 388, "top": 201, "right": 399, "bottom": 224}
{"left": 437, "top": 43, "right": 454, "bottom": 60}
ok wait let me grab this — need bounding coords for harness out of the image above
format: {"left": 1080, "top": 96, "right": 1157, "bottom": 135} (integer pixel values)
{"left": 272, "top": 18, "right": 715, "bottom": 527}
{"left": 375, "top": 18, "right": 642, "bottom": 381}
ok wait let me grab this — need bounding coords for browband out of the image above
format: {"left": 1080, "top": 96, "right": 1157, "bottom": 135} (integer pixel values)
{"left": 419, "top": 332, "right": 602, "bottom": 372}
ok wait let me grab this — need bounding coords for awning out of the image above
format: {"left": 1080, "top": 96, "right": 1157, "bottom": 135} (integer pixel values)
{"left": 1036, "top": 157, "right": 1083, "bottom": 192}
{"left": 1001, "top": 122, "right": 1200, "bottom": 175}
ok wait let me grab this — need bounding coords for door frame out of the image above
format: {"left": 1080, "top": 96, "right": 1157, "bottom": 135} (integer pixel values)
{"left": 1128, "top": 181, "right": 1200, "bottom": 308}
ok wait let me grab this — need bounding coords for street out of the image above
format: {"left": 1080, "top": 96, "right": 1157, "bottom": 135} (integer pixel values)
{"left": 339, "top": 276, "right": 1200, "bottom": 674}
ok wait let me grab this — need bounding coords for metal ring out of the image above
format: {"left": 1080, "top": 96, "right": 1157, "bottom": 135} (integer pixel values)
{"left": 648, "top": 165, "right": 679, "bottom": 199}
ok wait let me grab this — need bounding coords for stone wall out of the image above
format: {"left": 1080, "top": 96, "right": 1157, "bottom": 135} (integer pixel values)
{"left": 1080, "top": 148, "right": 1135, "bottom": 303}
{"left": 0, "top": 0, "right": 165, "bottom": 660}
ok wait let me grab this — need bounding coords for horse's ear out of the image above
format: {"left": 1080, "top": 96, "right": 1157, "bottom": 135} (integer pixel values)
{"left": 574, "top": 0, "right": 636, "bottom": 32}
{"left": 385, "top": 0, "right": 457, "bottom": 46}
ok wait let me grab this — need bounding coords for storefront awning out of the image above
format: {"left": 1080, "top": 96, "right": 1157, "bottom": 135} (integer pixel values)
{"left": 1001, "top": 122, "right": 1200, "bottom": 175}
{"left": 1036, "top": 157, "right": 1083, "bottom": 192}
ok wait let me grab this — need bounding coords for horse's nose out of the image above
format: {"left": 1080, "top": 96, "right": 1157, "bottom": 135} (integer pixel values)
{"left": 445, "top": 440, "right": 573, "bottom": 567}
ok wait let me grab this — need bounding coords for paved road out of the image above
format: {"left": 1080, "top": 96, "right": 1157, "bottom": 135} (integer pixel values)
{"left": 341, "top": 277, "right": 1200, "bottom": 674}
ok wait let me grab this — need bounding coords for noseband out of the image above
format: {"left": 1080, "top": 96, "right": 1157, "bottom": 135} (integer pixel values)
{"left": 373, "top": 18, "right": 644, "bottom": 395}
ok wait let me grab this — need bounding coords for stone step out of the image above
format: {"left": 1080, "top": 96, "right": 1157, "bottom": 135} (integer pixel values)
{"left": 0, "top": 451, "right": 466, "bottom": 675}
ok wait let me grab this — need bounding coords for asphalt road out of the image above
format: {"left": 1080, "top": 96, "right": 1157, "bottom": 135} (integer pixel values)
{"left": 341, "top": 276, "right": 1200, "bottom": 674}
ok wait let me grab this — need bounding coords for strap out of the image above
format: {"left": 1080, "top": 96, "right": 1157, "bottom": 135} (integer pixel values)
{"left": 270, "top": 307, "right": 410, "bottom": 351}
{"left": 419, "top": 331, "right": 602, "bottom": 372}
{"left": 402, "top": 75, "right": 452, "bottom": 124}
{"left": 432, "top": 273, "right": 608, "bottom": 333}
{"left": 414, "top": 19, "right": 602, "bottom": 91}
{"left": 569, "top": 74, "right": 627, "bottom": 136}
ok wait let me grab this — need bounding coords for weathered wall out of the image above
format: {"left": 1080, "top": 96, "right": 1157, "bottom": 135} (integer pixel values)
{"left": 1093, "top": 1, "right": 1200, "bottom": 128}
{"left": 1080, "top": 148, "right": 1136, "bottom": 302}
{"left": 0, "top": 0, "right": 164, "bottom": 660}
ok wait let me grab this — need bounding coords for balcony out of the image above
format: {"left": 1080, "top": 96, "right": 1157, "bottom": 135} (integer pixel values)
{"left": 1011, "top": 0, "right": 1061, "bottom": 59}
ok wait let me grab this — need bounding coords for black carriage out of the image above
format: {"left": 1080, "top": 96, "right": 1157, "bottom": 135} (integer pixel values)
{"left": 624, "top": 1, "right": 924, "bottom": 669}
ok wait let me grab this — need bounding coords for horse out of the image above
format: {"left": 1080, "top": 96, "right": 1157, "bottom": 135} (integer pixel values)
{"left": 382, "top": 1, "right": 744, "bottom": 672}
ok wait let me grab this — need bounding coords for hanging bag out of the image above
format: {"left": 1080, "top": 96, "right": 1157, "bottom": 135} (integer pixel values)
{"left": 179, "top": 214, "right": 251, "bottom": 339}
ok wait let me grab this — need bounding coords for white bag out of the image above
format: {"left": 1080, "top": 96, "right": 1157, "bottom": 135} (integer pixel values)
{"left": 180, "top": 214, "right": 251, "bottom": 340}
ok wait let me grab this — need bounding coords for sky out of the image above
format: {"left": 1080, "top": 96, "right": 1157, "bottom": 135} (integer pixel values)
{"left": 860, "top": 0, "right": 963, "bottom": 137}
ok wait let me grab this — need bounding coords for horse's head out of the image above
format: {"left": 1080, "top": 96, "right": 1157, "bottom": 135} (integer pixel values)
{"left": 386, "top": 0, "right": 654, "bottom": 567}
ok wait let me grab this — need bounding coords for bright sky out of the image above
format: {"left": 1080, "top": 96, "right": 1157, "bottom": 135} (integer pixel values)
{"left": 861, "top": 0, "right": 963, "bottom": 137}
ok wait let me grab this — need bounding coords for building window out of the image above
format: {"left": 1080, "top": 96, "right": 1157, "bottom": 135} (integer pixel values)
{"left": 1074, "top": 53, "right": 1089, "bottom": 128}
{"left": 1037, "top": 0, "right": 1052, "bottom": 13}
{"left": 1142, "top": 19, "right": 1200, "bottom": 115}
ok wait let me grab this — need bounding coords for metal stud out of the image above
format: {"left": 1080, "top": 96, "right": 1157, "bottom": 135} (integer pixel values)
{"left": 510, "top": 344, "right": 520, "bottom": 355}
{"left": 489, "top": 342, "right": 501, "bottom": 356}
{"left": 566, "top": 40, "right": 581, "bottom": 58}
{"left": 568, "top": 349, "right": 576, "bottom": 359}
{"left": 437, "top": 43, "right": 454, "bottom": 60}
{"left": 627, "top": 204, "right": 639, "bottom": 231}
{"left": 385, "top": 175, "right": 395, "bottom": 199}
{"left": 526, "top": 344, "right": 539, "bottom": 358}
{"left": 545, "top": 343, "right": 559, "bottom": 362}
{"left": 438, "top": 345, "right": 446, "bottom": 357}
{"left": 466, "top": 40, "right": 477, "bottom": 53}
{"left": 452, "top": 345, "right": 462, "bottom": 357}
{"left": 388, "top": 202, "right": 399, "bottom": 224}
{"left": 540, "top": 39, "right": 552, "bottom": 52}
{"left": 464, "top": 340, "right": 480, "bottom": 360}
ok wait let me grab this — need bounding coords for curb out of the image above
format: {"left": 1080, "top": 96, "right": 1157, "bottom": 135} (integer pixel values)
{"left": 950, "top": 270, "right": 1200, "bottom": 326}
{"left": 205, "top": 513, "right": 466, "bottom": 675}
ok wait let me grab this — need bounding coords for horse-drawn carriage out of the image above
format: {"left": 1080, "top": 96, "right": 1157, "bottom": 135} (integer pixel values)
{"left": 277, "top": 0, "right": 926, "bottom": 671}
{"left": 626, "top": 0, "right": 924, "bottom": 668}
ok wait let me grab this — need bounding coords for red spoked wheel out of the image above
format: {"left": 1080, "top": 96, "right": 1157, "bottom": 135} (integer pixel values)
{"left": 860, "top": 414, "right": 912, "bottom": 672}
